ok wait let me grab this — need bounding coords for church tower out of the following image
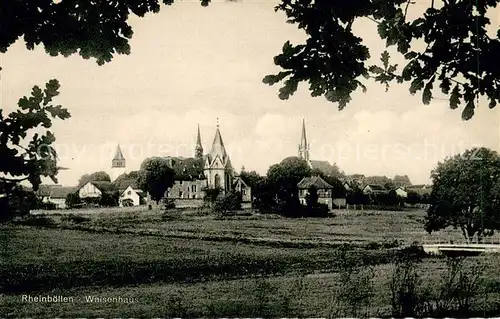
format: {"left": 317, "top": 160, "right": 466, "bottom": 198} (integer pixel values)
{"left": 195, "top": 123, "right": 203, "bottom": 160}
{"left": 111, "top": 144, "right": 126, "bottom": 181}
{"left": 298, "top": 119, "right": 310, "bottom": 162}
{"left": 204, "top": 120, "right": 233, "bottom": 193}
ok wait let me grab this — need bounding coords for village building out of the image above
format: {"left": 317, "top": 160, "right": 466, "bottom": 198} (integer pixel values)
{"left": 395, "top": 187, "right": 408, "bottom": 198}
{"left": 297, "top": 175, "right": 338, "bottom": 210}
{"left": 119, "top": 185, "right": 145, "bottom": 206}
{"left": 405, "top": 184, "right": 432, "bottom": 196}
{"left": 36, "top": 185, "right": 76, "bottom": 209}
{"left": 297, "top": 119, "right": 342, "bottom": 177}
{"left": 78, "top": 181, "right": 117, "bottom": 201}
{"left": 362, "top": 184, "right": 389, "bottom": 195}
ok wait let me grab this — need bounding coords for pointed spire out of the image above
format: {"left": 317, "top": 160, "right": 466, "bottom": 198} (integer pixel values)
{"left": 301, "top": 118, "right": 307, "bottom": 147}
{"left": 195, "top": 124, "right": 203, "bottom": 159}
{"left": 112, "top": 144, "right": 126, "bottom": 168}
{"left": 207, "top": 120, "right": 231, "bottom": 169}
{"left": 298, "top": 119, "right": 310, "bottom": 162}
{"left": 196, "top": 124, "right": 202, "bottom": 145}
{"left": 113, "top": 144, "right": 125, "bottom": 161}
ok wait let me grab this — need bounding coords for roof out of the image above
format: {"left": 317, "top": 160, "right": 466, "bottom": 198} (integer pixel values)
{"left": 50, "top": 186, "right": 76, "bottom": 198}
{"left": 406, "top": 184, "right": 429, "bottom": 189}
{"left": 349, "top": 174, "right": 365, "bottom": 179}
{"left": 120, "top": 186, "right": 145, "bottom": 195}
{"left": 165, "top": 156, "right": 204, "bottom": 180}
{"left": 233, "top": 176, "right": 249, "bottom": 188}
{"left": 297, "top": 176, "right": 333, "bottom": 189}
{"left": 206, "top": 126, "right": 232, "bottom": 170}
{"left": 365, "top": 184, "right": 387, "bottom": 191}
{"left": 406, "top": 185, "right": 432, "bottom": 195}
{"left": 112, "top": 144, "right": 125, "bottom": 161}
{"left": 35, "top": 185, "right": 52, "bottom": 197}
{"left": 86, "top": 181, "right": 116, "bottom": 193}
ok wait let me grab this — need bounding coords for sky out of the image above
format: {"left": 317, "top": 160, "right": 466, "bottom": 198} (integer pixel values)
{"left": 1, "top": 0, "right": 499, "bottom": 186}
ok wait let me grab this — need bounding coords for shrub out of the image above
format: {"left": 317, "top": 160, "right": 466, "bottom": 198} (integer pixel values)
{"left": 65, "top": 192, "right": 81, "bottom": 209}
{"left": 14, "top": 215, "right": 55, "bottom": 227}
{"left": 163, "top": 198, "right": 176, "bottom": 210}
{"left": 0, "top": 187, "right": 40, "bottom": 222}
{"left": 99, "top": 191, "right": 119, "bottom": 207}
{"left": 389, "top": 255, "right": 424, "bottom": 317}
{"left": 61, "top": 214, "right": 90, "bottom": 224}
{"left": 212, "top": 191, "right": 241, "bottom": 215}
{"left": 203, "top": 187, "right": 222, "bottom": 206}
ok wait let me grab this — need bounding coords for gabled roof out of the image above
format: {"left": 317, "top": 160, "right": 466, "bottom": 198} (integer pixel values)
{"left": 365, "top": 184, "right": 387, "bottom": 191}
{"left": 297, "top": 176, "right": 333, "bottom": 189}
{"left": 120, "top": 185, "right": 144, "bottom": 195}
{"left": 81, "top": 181, "right": 116, "bottom": 193}
{"left": 205, "top": 126, "right": 232, "bottom": 170}
{"left": 233, "top": 176, "right": 249, "bottom": 188}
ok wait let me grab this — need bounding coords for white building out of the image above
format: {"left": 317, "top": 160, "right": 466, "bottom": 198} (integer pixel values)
{"left": 395, "top": 187, "right": 408, "bottom": 198}
{"left": 119, "top": 186, "right": 144, "bottom": 206}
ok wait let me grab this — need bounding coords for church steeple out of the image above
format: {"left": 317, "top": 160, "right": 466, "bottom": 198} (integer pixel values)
{"left": 195, "top": 124, "right": 203, "bottom": 159}
{"left": 298, "top": 119, "right": 310, "bottom": 162}
{"left": 112, "top": 144, "right": 125, "bottom": 168}
{"left": 204, "top": 120, "right": 233, "bottom": 193}
{"left": 111, "top": 144, "right": 126, "bottom": 182}
{"left": 207, "top": 124, "right": 230, "bottom": 167}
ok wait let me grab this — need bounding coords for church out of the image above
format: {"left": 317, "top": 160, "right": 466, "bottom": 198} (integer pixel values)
{"left": 297, "top": 119, "right": 341, "bottom": 176}
{"left": 110, "top": 122, "right": 252, "bottom": 208}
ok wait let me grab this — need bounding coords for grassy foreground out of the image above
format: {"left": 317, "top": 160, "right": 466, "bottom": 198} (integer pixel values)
{"left": 1, "top": 208, "right": 500, "bottom": 317}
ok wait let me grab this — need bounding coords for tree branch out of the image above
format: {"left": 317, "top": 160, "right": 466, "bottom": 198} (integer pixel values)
{"left": 0, "top": 176, "right": 30, "bottom": 183}
{"left": 404, "top": 0, "right": 414, "bottom": 21}
{"left": 365, "top": 16, "right": 381, "bottom": 25}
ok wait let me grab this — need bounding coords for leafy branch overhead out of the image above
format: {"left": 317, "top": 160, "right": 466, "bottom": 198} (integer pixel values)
{"left": 264, "top": 0, "right": 500, "bottom": 120}
{"left": 0, "top": 0, "right": 211, "bottom": 66}
{"left": 0, "top": 80, "right": 71, "bottom": 191}
{"left": 2, "top": 0, "right": 498, "bottom": 120}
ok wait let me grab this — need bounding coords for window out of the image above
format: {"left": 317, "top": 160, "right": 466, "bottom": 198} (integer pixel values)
{"left": 179, "top": 191, "right": 183, "bottom": 198}
{"left": 214, "top": 174, "right": 220, "bottom": 189}
{"left": 192, "top": 185, "right": 197, "bottom": 192}
{"left": 242, "top": 189, "right": 246, "bottom": 195}
{"left": 192, "top": 195, "right": 196, "bottom": 199}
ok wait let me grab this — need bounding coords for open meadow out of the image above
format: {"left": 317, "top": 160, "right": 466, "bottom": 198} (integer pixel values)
{"left": 1, "top": 207, "right": 500, "bottom": 317}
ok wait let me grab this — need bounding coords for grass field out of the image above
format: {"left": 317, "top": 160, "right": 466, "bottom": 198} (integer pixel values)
{"left": 30, "top": 206, "right": 473, "bottom": 244}
{"left": 1, "top": 208, "right": 500, "bottom": 317}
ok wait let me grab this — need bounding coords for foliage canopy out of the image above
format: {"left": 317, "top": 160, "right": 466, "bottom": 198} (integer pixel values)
{"left": 2, "top": 0, "right": 497, "bottom": 120}
{"left": 264, "top": 0, "right": 500, "bottom": 120}
{"left": 425, "top": 147, "right": 500, "bottom": 241}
